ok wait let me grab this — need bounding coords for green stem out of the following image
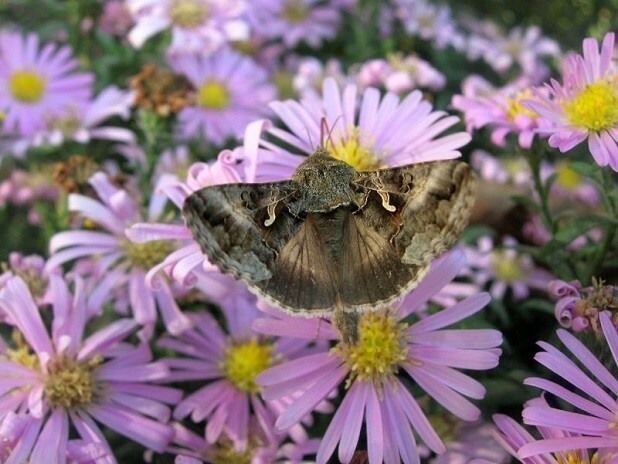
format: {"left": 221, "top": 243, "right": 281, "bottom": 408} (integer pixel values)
{"left": 524, "top": 147, "right": 556, "bottom": 234}
{"left": 585, "top": 168, "right": 618, "bottom": 284}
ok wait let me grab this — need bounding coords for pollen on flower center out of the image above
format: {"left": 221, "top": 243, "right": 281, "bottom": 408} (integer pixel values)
{"left": 6, "top": 331, "right": 39, "bottom": 371}
{"left": 169, "top": 0, "right": 209, "bottom": 28}
{"left": 282, "top": 0, "right": 309, "bottom": 22}
{"left": 197, "top": 80, "right": 231, "bottom": 110}
{"left": 555, "top": 162, "right": 582, "bottom": 190}
{"left": 222, "top": 339, "right": 274, "bottom": 393}
{"left": 506, "top": 89, "right": 538, "bottom": 121}
{"left": 123, "top": 240, "right": 174, "bottom": 269}
{"left": 563, "top": 80, "right": 618, "bottom": 132}
{"left": 209, "top": 438, "right": 254, "bottom": 464}
{"left": 327, "top": 131, "right": 382, "bottom": 172}
{"left": 9, "top": 70, "right": 47, "bottom": 103}
{"left": 44, "top": 357, "right": 100, "bottom": 409}
{"left": 334, "top": 312, "right": 408, "bottom": 384}
{"left": 491, "top": 251, "right": 524, "bottom": 283}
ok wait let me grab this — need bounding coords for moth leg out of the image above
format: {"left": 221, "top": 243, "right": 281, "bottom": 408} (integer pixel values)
{"left": 377, "top": 190, "right": 396, "bottom": 212}
{"left": 264, "top": 202, "right": 278, "bottom": 227}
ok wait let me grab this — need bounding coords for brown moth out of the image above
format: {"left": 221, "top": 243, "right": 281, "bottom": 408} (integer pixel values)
{"left": 182, "top": 147, "right": 476, "bottom": 320}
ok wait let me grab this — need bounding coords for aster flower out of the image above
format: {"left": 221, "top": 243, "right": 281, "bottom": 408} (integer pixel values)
{"left": 452, "top": 75, "right": 550, "bottom": 149}
{"left": 255, "top": 76, "right": 470, "bottom": 177}
{"left": 127, "top": 0, "right": 249, "bottom": 54}
{"left": 291, "top": 56, "right": 347, "bottom": 97}
{"left": 0, "top": 275, "right": 181, "bottom": 462}
{"left": 525, "top": 32, "right": 618, "bottom": 171}
{"left": 541, "top": 161, "right": 600, "bottom": 205}
{"left": 256, "top": 250, "right": 502, "bottom": 464}
{"left": 471, "top": 26, "right": 560, "bottom": 74}
{"left": 159, "top": 287, "right": 329, "bottom": 452}
{"left": 463, "top": 236, "right": 553, "bottom": 301}
{"left": 0, "top": 253, "right": 56, "bottom": 308}
{"left": 493, "top": 397, "right": 609, "bottom": 463}
{"left": 0, "top": 168, "right": 58, "bottom": 223}
{"left": 20, "top": 86, "right": 136, "bottom": 152}
{"left": 522, "top": 214, "right": 602, "bottom": 251}
{"left": 47, "top": 172, "right": 192, "bottom": 336}
{"left": 0, "top": 31, "right": 93, "bottom": 138}
{"left": 355, "top": 54, "right": 446, "bottom": 94}
{"left": 394, "top": 0, "right": 465, "bottom": 50}
{"left": 99, "top": 0, "right": 134, "bottom": 37}
{"left": 517, "top": 311, "right": 618, "bottom": 459}
{"left": 170, "top": 49, "right": 276, "bottom": 145}
{"left": 470, "top": 150, "right": 532, "bottom": 187}
{"left": 549, "top": 278, "right": 618, "bottom": 333}
{"left": 428, "top": 419, "right": 510, "bottom": 464}
{"left": 248, "top": 0, "right": 342, "bottom": 48}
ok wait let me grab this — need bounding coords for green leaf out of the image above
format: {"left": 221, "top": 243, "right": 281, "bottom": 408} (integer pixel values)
{"left": 569, "top": 161, "right": 599, "bottom": 179}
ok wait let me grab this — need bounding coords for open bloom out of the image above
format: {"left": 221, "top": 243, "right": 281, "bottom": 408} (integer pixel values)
{"left": 127, "top": 0, "right": 248, "bottom": 53}
{"left": 255, "top": 76, "right": 470, "bottom": 178}
{"left": 170, "top": 49, "right": 276, "bottom": 145}
{"left": 248, "top": 0, "right": 342, "bottom": 48}
{"left": 256, "top": 250, "right": 502, "bottom": 464}
{"left": 47, "top": 172, "right": 192, "bottom": 337}
{"left": 452, "top": 75, "right": 549, "bottom": 148}
{"left": 463, "top": 236, "right": 553, "bottom": 301}
{"left": 160, "top": 287, "right": 329, "bottom": 453}
{"left": 0, "top": 31, "right": 93, "bottom": 137}
{"left": 525, "top": 32, "right": 618, "bottom": 171}
{"left": 517, "top": 311, "right": 618, "bottom": 459}
{"left": 493, "top": 397, "right": 612, "bottom": 463}
{"left": 0, "top": 275, "right": 181, "bottom": 462}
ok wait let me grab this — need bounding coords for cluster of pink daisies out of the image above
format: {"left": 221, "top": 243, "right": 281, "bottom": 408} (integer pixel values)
{"left": 0, "top": 0, "right": 617, "bottom": 463}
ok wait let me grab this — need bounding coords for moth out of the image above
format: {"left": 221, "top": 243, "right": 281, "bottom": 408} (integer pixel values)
{"left": 182, "top": 147, "right": 476, "bottom": 321}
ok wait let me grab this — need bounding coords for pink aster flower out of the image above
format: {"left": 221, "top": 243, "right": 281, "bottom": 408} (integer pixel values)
{"left": 291, "top": 56, "right": 348, "bottom": 97}
{"left": 47, "top": 172, "right": 192, "bottom": 337}
{"left": 394, "top": 0, "right": 465, "bottom": 51}
{"left": 356, "top": 54, "right": 446, "bottom": 94}
{"left": 255, "top": 76, "right": 470, "bottom": 177}
{"left": 256, "top": 250, "right": 503, "bottom": 464}
{"left": 99, "top": 0, "right": 134, "bottom": 37}
{"left": 517, "top": 312, "right": 618, "bottom": 460}
{"left": 248, "top": 0, "right": 342, "bottom": 48}
{"left": 471, "top": 26, "right": 560, "bottom": 75}
{"left": 0, "top": 252, "right": 56, "bottom": 309}
{"left": 525, "top": 32, "right": 618, "bottom": 171}
{"left": 127, "top": 0, "right": 248, "bottom": 54}
{"left": 493, "top": 397, "right": 611, "bottom": 463}
{"left": 0, "top": 168, "right": 58, "bottom": 222}
{"left": 170, "top": 49, "right": 276, "bottom": 145}
{"left": 0, "top": 275, "right": 181, "bottom": 462}
{"left": 0, "top": 31, "right": 93, "bottom": 137}
{"left": 452, "top": 75, "right": 550, "bottom": 149}
{"left": 159, "top": 287, "right": 329, "bottom": 453}
{"left": 20, "top": 86, "right": 136, "bottom": 152}
{"left": 523, "top": 214, "right": 602, "bottom": 251}
{"left": 540, "top": 161, "right": 600, "bottom": 205}
{"left": 463, "top": 236, "right": 553, "bottom": 301}
{"left": 429, "top": 420, "right": 510, "bottom": 464}
{"left": 470, "top": 150, "right": 532, "bottom": 187}
{"left": 549, "top": 278, "right": 618, "bottom": 334}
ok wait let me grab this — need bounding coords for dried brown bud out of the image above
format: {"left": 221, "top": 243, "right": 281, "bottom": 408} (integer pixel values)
{"left": 130, "top": 63, "right": 193, "bottom": 117}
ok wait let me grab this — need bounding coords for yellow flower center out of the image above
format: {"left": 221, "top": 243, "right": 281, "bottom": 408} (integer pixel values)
{"left": 6, "top": 331, "right": 39, "bottom": 371}
{"left": 282, "top": 0, "right": 309, "bottom": 22}
{"left": 9, "top": 70, "right": 47, "bottom": 103}
{"left": 557, "top": 451, "right": 596, "bottom": 464}
{"left": 169, "top": 0, "right": 209, "bottom": 28}
{"left": 123, "top": 240, "right": 174, "bottom": 269}
{"left": 333, "top": 312, "right": 408, "bottom": 384}
{"left": 44, "top": 356, "right": 101, "bottom": 409}
{"left": 555, "top": 162, "right": 583, "bottom": 190}
{"left": 506, "top": 89, "right": 538, "bottom": 120}
{"left": 222, "top": 339, "right": 274, "bottom": 393}
{"left": 563, "top": 80, "right": 618, "bottom": 132}
{"left": 491, "top": 251, "right": 525, "bottom": 283}
{"left": 327, "top": 131, "right": 382, "bottom": 172}
{"left": 210, "top": 443, "right": 252, "bottom": 464}
{"left": 197, "top": 80, "right": 231, "bottom": 110}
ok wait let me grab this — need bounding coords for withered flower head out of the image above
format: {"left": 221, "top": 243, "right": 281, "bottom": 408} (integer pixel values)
{"left": 53, "top": 154, "right": 100, "bottom": 195}
{"left": 130, "top": 63, "right": 193, "bottom": 117}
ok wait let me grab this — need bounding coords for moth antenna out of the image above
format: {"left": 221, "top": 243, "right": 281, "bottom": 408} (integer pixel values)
{"left": 320, "top": 116, "right": 343, "bottom": 154}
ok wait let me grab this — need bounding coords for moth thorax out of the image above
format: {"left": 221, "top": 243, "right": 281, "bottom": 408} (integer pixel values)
{"left": 292, "top": 153, "right": 356, "bottom": 212}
